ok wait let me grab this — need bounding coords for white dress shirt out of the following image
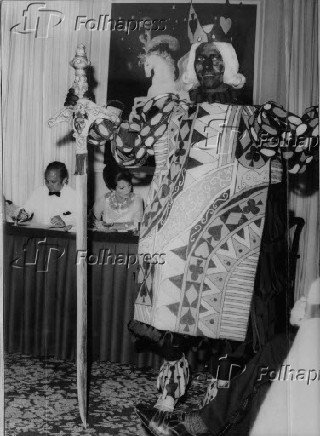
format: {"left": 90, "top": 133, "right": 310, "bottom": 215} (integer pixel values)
{"left": 22, "top": 185, "right": 77, "bottom": 226}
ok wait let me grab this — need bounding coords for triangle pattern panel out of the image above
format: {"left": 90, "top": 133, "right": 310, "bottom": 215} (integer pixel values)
{"left": 197, "top": 299, "right": 219, "bottom": 320}
{"left": 236, "top": 227, "right": 245, "bottom": 238}
{"left": 232, "top": 225, "right": 251, "bottom": 249}
{"left": 206, "top": 272, "right": 228, "bottom": 290}
{"left": 220, "top": 205, "right": 243, "bottom": 224}
{"left": 202, "top": 280, "right": 223, "bottom": 295}
{"left": 159, "top": 251, "right": 185, "bottom": 281}
{"left": 159, "top": 276, "right": 183, "bottom": 302}
{"left": 165, "top": 231, "right": 191, "bottom": 251}
{"left": 166, "top": 302, "right": 180, "bottom": 317}
{"left": 253, "top": 217, "right": 263, "bottom": 229}
{"left": 169, "top": 273, "right": 184, "bottom": 290}
{"left": 189, "top": 147, "right": 218, "bottom": 164}
{"left": 247, "top": 226, "right": 262, "bottom": 250}
{"left": 202, "top": 281, "right": 212, "bottom": 292}
{"left": 185, "top": 281, "right": 201, "bottom": 293}
{"left": 199, "top": 304, "right": 209, "bottom": 314}
{"left": 216, "top": 237, "right": 238, "bottom": 259}
{"left": 196, "top": 325, "right": 205, "bottom": 337}
{"left": 197, "top": 105, "right": 210, "bottom": 119}
{"left": 225, "top": 214, "right": 248, "bottom": 232}
{"left": 190, "top": 128, "right": 207, "bottom": 146}
{"left": 186, "top": 156, "right": 204, "bottom": 170}
{"left": 193, "top": 119, "right": 219, "bottom": 141}
{"left": 206, "top": 254, "right": 227, "bottom": 275}
{"left": 202, "top": 291, "right": 222, "bottom": 313}
{"left": 250, "top": 217, "right": 265, "bottom": 237}
{"left": 171, "top": 245, "right": 188, "bottom": 262}
{"left": 231, "top": 234, "right": 251, "bottom": 258}
{"left": 198, "top": 313, "right": 220, "bottom": 337}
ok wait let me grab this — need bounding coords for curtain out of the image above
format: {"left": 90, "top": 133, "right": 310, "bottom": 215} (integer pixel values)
{"left": 1, "top": 0, "right": 110, "bottom": 205}
{"left": 257, "top": 0, "right": 319, "bottom": 298}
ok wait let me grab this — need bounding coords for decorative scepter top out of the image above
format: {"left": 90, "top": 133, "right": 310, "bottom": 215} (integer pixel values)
{"left": 70, "top": 44, "right": 90, "bottom": 99}
{"left": 48, "top": 43, "right": 123, "bottom": 170}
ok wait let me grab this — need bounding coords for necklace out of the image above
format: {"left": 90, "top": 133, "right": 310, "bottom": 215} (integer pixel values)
{"left": 109, "top": 191, "right": 134, "bottom": 210}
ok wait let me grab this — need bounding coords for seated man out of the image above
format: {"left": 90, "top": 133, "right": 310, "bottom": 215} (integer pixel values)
{"left": 16, "top": 161, "right": 77, "bottom": 228}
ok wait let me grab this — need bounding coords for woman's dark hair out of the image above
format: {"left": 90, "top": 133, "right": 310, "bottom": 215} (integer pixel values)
{"left": 115, "top": 172, "right": 132, "bottom": 186}
{"left": 45, "top": 161, "right": 69, "bottom": 183}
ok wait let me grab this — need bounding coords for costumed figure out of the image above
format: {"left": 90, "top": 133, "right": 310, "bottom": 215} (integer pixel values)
{"left": 84, "top": 17, "right": 318, "bottom": 435}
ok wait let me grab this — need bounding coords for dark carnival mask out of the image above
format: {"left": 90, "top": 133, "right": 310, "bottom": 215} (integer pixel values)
{"left": 194, "top": 43, "right": 224, "bottom": 90}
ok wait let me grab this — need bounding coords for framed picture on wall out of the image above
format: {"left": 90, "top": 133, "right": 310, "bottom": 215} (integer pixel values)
{"left": 106, "top": 0, "right": 264, "bottom": 114}
{"left": 102, "top": 0, "right": 264, "bottom": 187}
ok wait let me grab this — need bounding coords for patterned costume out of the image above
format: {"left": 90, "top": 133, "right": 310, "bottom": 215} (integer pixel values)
{"left": 90, "top": 95, "right": 318, "bottom": 340}
{"left": 89, "top": 94, "right": 318, "bottom": 410}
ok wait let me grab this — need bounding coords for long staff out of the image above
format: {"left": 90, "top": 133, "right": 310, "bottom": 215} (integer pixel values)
{"left": 48, "top": 44, "right": 117, "bottom": 427}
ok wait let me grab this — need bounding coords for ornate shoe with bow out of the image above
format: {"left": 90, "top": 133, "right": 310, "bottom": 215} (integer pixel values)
{"left": 135, "top": 403, "right": 212, "bottom": 436}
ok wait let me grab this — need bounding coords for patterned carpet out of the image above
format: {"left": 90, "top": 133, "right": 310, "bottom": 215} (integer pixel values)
{"left": 4, "top": 354, "right": 208, "bottom": 435}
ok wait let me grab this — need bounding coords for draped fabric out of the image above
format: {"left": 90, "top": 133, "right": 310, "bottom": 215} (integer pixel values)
{"left": 1, "top": 0, "right": 110, "bottom": 205}
{"left": 284, "top": 0, "right": 319, "bottom": 299}
{"left": 256, "top": 0, "right": 319, "bottom": 298}
{"left": 4, "top": 225, "right": 141, "bottom": 363}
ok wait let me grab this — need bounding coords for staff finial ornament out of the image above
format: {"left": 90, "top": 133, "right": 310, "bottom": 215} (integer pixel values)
{"left": 48, "top": 44, "right": 121, "bottom": 174}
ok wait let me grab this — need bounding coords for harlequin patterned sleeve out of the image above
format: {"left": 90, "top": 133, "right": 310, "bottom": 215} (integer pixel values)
{"left": 89, "top": 94, "right": 180, "bottom": 168}
{"left": 237, "top": 102, "right": 319, "bottom": 173}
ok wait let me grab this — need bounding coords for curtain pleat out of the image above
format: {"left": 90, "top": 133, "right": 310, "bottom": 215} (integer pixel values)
{"left": 4, "top": 230, "right": 150, "bottom": 364}
{"left": 285, "top": 0, "right": 319, "bottom": 299}
{"left": 2, "top": 0, "right": 110, "bottom": 204}
{"left": 257, "top": 0, "right": 319, "bottom": 298}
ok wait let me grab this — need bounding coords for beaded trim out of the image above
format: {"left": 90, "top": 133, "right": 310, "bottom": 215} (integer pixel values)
{"left": 108, "top": 191, "right": 134, "bottom": 211}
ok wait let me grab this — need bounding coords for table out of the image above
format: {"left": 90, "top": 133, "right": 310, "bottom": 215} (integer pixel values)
{"left": 4, "top": 223, "right": 162, "bottom": 368}
{"left": 4, "top": 184, "right": 298, "bottom": 370}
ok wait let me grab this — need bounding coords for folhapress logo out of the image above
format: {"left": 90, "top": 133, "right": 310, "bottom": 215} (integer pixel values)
{"left": 10, "top": 2, "right": 64, "bottom": 38}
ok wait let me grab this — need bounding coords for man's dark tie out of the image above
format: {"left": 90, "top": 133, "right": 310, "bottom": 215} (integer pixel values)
{"left": 49, "top": 192, "right": 61, "bottom": 197}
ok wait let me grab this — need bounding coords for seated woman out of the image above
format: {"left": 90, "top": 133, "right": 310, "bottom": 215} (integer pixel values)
{"left": 93, "top": 172, "right": 143, "bottom": 231}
